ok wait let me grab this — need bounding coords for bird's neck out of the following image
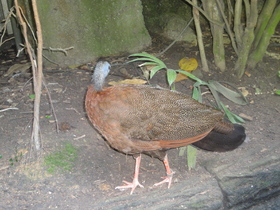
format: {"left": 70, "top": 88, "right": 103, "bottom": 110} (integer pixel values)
{"left": 93, "top": 70, "right": 107, "bottom": 91}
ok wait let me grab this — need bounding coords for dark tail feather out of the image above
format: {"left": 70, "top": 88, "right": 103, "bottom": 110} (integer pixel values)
{"left": 192, "top": 124, "right": 246, "bottom": 152}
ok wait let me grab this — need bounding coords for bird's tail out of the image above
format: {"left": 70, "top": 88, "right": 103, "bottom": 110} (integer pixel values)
{"left": 192, "top": 124, "right": 246, "bottom": 152}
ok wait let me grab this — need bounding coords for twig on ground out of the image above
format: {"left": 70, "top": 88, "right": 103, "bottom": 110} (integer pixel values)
{"left": 43, "top": 46, "right": 74, "bottom": 56}
{"left": 0, "top": 107, "right": 19, "bottom": 112}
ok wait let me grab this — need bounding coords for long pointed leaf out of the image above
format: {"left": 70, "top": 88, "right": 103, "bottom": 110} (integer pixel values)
{"left": 176, "top": 70, "right": 206, "bottom": 85}
{"left": 207, "top": 84, "right": 223, "bottom": 110}
{"left": 209, "top": 81, "right": 247, "bottom": 105}
{"left": 220, "top": 102, "right": 245, "bottom": 123}
{"left": 187, "top": 145, "right": 197, "bottom": 171}
{"left": 128, "top": 57, "right": 161, "bottom": 64}
{"left": 129, "top": 53, "right": 167, "bottom": 67}
{"left": 138, "top": 62, "right": 158, "bottom": 66}
{"left": 150, "top": 66, "right": 164, "bottom": 78}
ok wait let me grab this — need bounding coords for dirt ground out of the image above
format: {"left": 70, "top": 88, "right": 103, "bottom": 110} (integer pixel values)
{"left": 0, "top": 32, "right": 279, "bottom": 209}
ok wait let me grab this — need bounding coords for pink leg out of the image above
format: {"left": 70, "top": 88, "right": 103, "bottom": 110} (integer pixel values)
{"left": 153, "top": 154, "right": 174, "bottom": 188}
{"left": 115, "top": 154, "right": 144, "bottom": 194}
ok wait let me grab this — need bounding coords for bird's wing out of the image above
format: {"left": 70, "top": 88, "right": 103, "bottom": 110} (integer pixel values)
{"left": 104, "top": 85, "right": 224, "bottom": 141}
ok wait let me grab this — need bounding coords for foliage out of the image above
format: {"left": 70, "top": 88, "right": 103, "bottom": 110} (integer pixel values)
{"left": 44, "top": 143, "right": 77, "bottom": 174}
{"left": 185, "top": 0, "right": 280, "bottom": 78}
{"left": 129, "top": 53, "right": 246, "bottom": 123}
{"left": 129, "top": 53, "right": 246, "bottom": 170}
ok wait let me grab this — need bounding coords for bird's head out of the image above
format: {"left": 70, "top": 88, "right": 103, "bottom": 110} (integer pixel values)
{"left": 92, "top": 61, "right": 111, "bottom": 91}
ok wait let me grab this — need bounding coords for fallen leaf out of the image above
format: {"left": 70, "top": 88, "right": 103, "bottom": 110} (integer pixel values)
{"left": 175, "top": 73, "right": 188, "bottom": 82}
{"left": 178, "top": 57, "right": 198, "bottom": 71}
{"left": 245, "top": 72, "right": 251, "bottom": 77}
{"left": 176, "top": 58, "right": 198, "bottom": 82}
{"left": 238, "top": 87, "right": 249, "bottom": 97}
{"left": 239, "top": 113, "right": 253, "bottom": 121}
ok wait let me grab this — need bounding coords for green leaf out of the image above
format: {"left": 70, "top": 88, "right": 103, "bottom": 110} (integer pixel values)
{"left": 207, "top": 84, "right": 223, "bottom": 110}
{"left": 150, "top": 66, "right": 164, "bottom": 79}
{"left": 208, "top": 81, "right": 247, "bottom": 105}
{"left": 179, "top": 146, "right": 186, "bottom": 156}
{"left": 128, "top": 57, "right": 160, "bottom": 64}
{"left": 167, "top": 69, "right": 177, "bottom": 87}
{"left": 128, "top": 53, "right": 167, "bottom": 68}
{"left": 29, "top": 94, "right": 35, "bottom": 99}
{"left": 187, "top": 145, "right": 197, "bottom": 171}
{"left": 220, "top": 102, "right": 245, "bottom": 123}
{"left": 275, "top": 90, "right": 280, "bottom": 95}
{"left": 176, "top": 70, "right": 205, "bottom": 84}
{"left": 138, "top": 61, "right": 158, "bottom": 66}
{"left": 192, "top": 86, "right": 202, "bottom": 102}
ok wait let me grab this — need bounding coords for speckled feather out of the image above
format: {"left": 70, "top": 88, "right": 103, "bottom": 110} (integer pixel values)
{"left": 85, "top": 83, "right": 226, "bottom": 158}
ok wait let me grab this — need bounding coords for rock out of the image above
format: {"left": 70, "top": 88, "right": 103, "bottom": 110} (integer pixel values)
{"left": 162, "top": 14, "right": 197, "bottom": 44}
{"left": 200, "top": 140, "right": 280, "bottom": 209}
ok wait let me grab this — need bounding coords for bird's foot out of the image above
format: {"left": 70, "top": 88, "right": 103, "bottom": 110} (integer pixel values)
{"left": 153, "top": 170, "right": 175, "bottom": 189}
{"left": 115, "top": 179, "right": 144, "bottom": 194}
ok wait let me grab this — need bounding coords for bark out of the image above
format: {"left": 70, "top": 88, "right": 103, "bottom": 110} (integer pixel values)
{"left": 248, "top": 3, "right": 280, "bottom": 69}
{"left": 202, "top": 0, "right": 226, "bottom": 71}
{"left": 31, "top": 0, "right": 43, "bottom": 151}
{"left": 235, "top": 0, "right": 258, "bottom": 79}
{"left": 15, "top": 0, "right": 43, "bottom": 151}
{"left": 192, "top": 0, "right": 209, "bottom": 72}
{"left": 252, "top": 0, "right": 277, "bottom": 50}
{"left": 233, "top": 0, "right": 243, "bottom": 49}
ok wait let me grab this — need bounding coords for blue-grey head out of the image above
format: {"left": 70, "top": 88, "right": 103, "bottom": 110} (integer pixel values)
{"left": 92, "top": 61, "right": 111, "bottom": 91}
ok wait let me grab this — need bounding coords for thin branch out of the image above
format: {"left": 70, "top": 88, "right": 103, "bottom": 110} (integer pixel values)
{"left": 42, "top": 79, "right": 59, "bottom": 133}
{"left": 18, "top": 6, "right": 37, "bottom": 44}
{"left": 1, "top": 36, "right": 15, "bottom": 45}
{"left": 0, "top": 107, "right": 19, "bottom": 112}
{"left": 42, "top": 54, "right": 60, "bottom": 66}
{"left": 0, "top": 6, "right": 15, "bottom": 46}
{"left": 14, "top": 0, "right": 42, "bottom": 151}
{"left": 31, "top": 0, "right": 43, "bottom": 151}
{"left": 184, "top": 0, "right": 224, "bottom": 27}
{"left": 156, "top": 18, "right": 193, "bottom": 57}
{"left": 216, "top": 0, "right": 238, "bottom": 54}
{"left": 43, "top": 46, "right": 74, "bottom": 56}
{"left": 192, "top": 0, "right": 209, "bottom": 72}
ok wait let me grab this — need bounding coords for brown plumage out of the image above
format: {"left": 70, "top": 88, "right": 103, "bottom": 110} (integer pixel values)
{"left": 85, "top": 61, "right": 246, "bottom": 194}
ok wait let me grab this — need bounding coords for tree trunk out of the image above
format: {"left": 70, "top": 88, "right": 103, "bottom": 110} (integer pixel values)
{"left": 235, "top": 0, "right": 258, "bottom": 79}
{"left": 252, "top": 0, "right": 277, "bottom": 50}
{"left": 192, "top": 0, "right": 209, "bottom": 72}
{"left": 233, "top": 0, "right": 243, "bottom": 49}
{"left": 248, "top": 3, "right": 280, "bottom": 69}
{"left": 202, "top": 0, "right": 226, "bottom": 72}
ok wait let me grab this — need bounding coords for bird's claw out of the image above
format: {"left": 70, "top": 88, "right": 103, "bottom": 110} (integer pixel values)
{"left": 115, "top": 180, "right": 144, "bottom": 194}
{"left": 153, "top": 170, "right": 175, "bottom": 189}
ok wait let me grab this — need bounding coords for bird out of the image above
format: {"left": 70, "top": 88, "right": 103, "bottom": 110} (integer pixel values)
{"left": 85, "top": 61, "right": 246, "bottom": 194}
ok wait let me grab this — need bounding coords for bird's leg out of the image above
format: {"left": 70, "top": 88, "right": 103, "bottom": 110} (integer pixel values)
{"left": 153, "top": 154, "right": 174, "bottom": 188}
{"left": 115, "top": 154, "right": 144, "bottom": 194}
